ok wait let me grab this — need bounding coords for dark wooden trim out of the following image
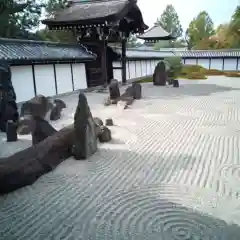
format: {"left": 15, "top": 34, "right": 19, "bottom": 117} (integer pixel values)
{"left": 53, "top": 64, "right": 58, "bottom": 94}
{"left": 183, "top": 58, "right": 186, "bottom": 64}
{"left": 209, "top": 58, "right": 211, "bottom": 69}
{"left": 31, "top": 65, "right": 37, "bottom": 96}
{"left": 222, "top": 57, "right": 225, "bottom": 71}
{"left": 121, "top": 38, "right": 127, "bottom": 84}
{"left": 236, "top": 58, "right": 239, "bottom": 71}
{"left": 101, "top": 39, "right": 108, "bottom": 85}
{"left": 70, "top": 63, "right": 74, "bottom": 91}
{"left": 113, "top": 67, "right": 122, "bottom": 70}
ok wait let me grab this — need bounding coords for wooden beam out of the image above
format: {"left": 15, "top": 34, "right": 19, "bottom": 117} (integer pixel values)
{"left": 121, "top": 38, "right": 127, "bottom": 85}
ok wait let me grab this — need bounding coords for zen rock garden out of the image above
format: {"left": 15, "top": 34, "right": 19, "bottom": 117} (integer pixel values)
{"left": 0, "top": 60, "right": 178, "bottom": 195}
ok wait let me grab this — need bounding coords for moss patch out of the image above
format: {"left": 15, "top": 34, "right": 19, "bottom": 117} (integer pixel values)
{"left": 135, "top": 64, "right": 240, "bottom": 83}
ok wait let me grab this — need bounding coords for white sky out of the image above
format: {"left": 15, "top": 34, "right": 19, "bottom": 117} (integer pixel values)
{"left": 137, "top": 0, "right": 239, "bottom": 31}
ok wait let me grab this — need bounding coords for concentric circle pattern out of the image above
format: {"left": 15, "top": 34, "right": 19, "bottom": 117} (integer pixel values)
{"left": 1, "top": 78, "right": 240, "bottom": 239}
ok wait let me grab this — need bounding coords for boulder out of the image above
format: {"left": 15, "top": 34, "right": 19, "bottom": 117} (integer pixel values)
{"left": 18, "top": 117, "right": 33, "bottom": 135}
{"left": 104, "top": 97, "right": 111, "bottom": 106}
{"left": 93, "top": 117, "right": 103, "bottom": 137}
{"left": 153, "top": 61, "right": 167, "bottom": 86}
{"left": 98, "top": 126, "right": 112, "bottom": 143}
{"left": 21, "top": 95, "right": 52, "bottom": 118}
{"left": 6, "top": 120, "right": 18, "bottom": 142}
{"left": 50, "top": 105, "right": 62, "bottom": 121}
{"left": 109, "top": 79, "right": 120, "bottom": 100}
{"left": 31, "top": 117, "right": 57, "bottom": 145}
{"left": 54, "top": 99, "right": 66, "bottom": 109}
{"left": 72, "top": 92, "right": 98, "bottom": 160}
{"left": 173, "top": 79, "right": 179, "bottom": 88}
{"left": 132, "top": 82, "right": 142, "bottom": 99}
{"left": 105, "top": 118, "right": 114, "bottom": 126}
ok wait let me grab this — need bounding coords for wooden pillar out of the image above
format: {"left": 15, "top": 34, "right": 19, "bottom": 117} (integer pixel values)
{"left": 101, "top": 39, "right": 108, "bottom": 86}
{"left": 121, "top": 38, "right": 127, "bottom": 85}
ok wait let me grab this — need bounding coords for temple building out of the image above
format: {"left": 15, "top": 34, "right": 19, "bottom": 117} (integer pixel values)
{"left": 42, "top": 0, "right": 148, "bottom": 86}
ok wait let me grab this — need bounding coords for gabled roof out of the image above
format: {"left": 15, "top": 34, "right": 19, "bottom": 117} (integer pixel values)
{"left": 42, "top": 0, "right": 148, "bottom": 32}
{"left": 0, "top": 38, "right": 95, "bottom": 64}
{"left": 138, "top": 25, "right": 175, "bottom": 41}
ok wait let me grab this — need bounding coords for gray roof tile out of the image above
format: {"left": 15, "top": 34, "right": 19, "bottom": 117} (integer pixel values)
{"left": 138, "top": 25, "right": 175, "bottom": 41}
{"left": 0, "top": 38, "right": 95, "bottom": 62}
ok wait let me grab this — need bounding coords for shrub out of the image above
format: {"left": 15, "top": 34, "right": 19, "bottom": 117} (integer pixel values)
{"left": 165, "top": 57, "right": 183, "bottom": 79}
{"left": 224, "top": 72, "right": 240, "bottom": 77}
{"left": 135, "top": 77, "right": 152, "bottom": 83}
{"left": 203, "top": 69, "right": 224, "bottom": 75}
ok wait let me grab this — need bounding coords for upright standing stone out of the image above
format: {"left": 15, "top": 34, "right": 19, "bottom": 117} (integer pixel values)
{"left": 153, "top": 61, "right": 167, "bottom": 86}
{"left": 0, "top": 61, "right": 19, "bottom": 132}
{"left": 72, "top": 92, "right": 97, "bottom": 160}
{"left": 132, "top": 82, "right": 142, "bottom": 99}
{"left": 6, "top": 120, "right": 18, "bottom": 142}
{"left": 109, "top": 79, "right": 120, "bottom": 100}
{"left": 173, "top": 79, "right": 179, "bottom": 88}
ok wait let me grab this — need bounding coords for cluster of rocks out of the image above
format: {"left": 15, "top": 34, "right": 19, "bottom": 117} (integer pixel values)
{"left": 18, "top": 96, "right": 66, "bottom": 136}
{"left": 104, "top": 79, "right": 142, "bottom": 109}
{"left": 93, "top": 117, "right": 112, "bottom": 143}
{"left": 153, "top": 61, "right": 179, "bottom": 88}
{"left": 0, "top": 92, "right": 112, "bottom": 194}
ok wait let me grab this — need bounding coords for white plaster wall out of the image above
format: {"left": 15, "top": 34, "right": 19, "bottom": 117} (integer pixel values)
{"left": 11, "top": 65, "right": 35, "bottom": 102}
{"left": 198, "top": 59, "right": 210, "bottom": 69}
{"left": 126, "top": 62, "right": 130, "bottom": 80}
{"left": 147, "top": 61, "right": 152, "bottom": 75}
{"left": 142, "top": 60, "right": 147, "bottom": 76}
{"left": 55, "top": 64, "right": 73, "bottom": 94}
{"left": 34, "top": 64, "right": 56, "bottom": 97}
{"left": 72, "top": 63, "right": 87, "bottom": 90}
{"left": 113, "top": 61, "right": 122, "bottom": 82}
{"left": 238, "top": 59, "right": 240, "bottom": 71}
{"left": 136, "top": 61, "right": 142, "bottom": 78}
{"left": 210, "top": 59, "right": 223, "bottom": 70}
{"left": 223, "top": 59, "right": 238, "bottom": 71}
{"left": 129, "top": 61, "right": 136, "bottom": 79}
{"left": 151, "top": 60, "right": 155, "bottom": 74}
{"left": 185, "top": 59, "right": 197, "bottom": 65}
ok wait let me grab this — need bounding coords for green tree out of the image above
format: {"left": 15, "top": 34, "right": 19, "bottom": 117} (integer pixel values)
{"left": 0, "top": 0, "right": 43, "bottom": 38}
{"left": 186, "top": 11, "right": 215, "bottom": 49}
{"left": 155, "top": 4, "right": 183, "bottom": 38}
{"left": 39, "top": 0, "right": 76, "bottom": 43}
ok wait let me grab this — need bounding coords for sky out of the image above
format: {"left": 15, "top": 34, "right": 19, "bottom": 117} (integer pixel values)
{"left": 137, "top": 0, "right": 239, "bottom": 31}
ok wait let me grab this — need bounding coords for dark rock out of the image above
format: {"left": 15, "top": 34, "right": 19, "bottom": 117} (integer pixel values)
{"left": 109, "top": 79, "right": 120, "bottom": 100}
{"left": 0, "top": 62, "right": 19, "bottom": 132}
{"left": 31, "top": 117, "right": 57, "bottom": 145}
{"left": 93, "top": 117, "right": 103, "bottom": 137}
{"left": 54, "top": 99, "right": 66, "bottom": 109}
{"left": 21, "top": 95, "right": 51, "bottom": 118}
{"left": 173, "top": 79, "right": 179, "bottom": 88}
{"left": 105, "top": 118, "right": 114, "bottom": 126}
{"left": 50, "top": 105, "right": 62, "bottom": 121}
{"left": 132, "top": 82, "right": 142, "bottom": 99}
{"left": 98, "top": 126, "right": 112, "bottom": 143}
{"left": 18, "top": 117, "right": 33, "bottom": 135}
{"left": 6, "top": 120, "right": 18, "bottom": 142}
{"left": 153, "top": 61, "right": 167, "bottom": 86}
{"left": 72, "top": 92, "right": 97, "bottom": 160}
{"left": 0, "top": 124, "right": 75, "bottom": 195}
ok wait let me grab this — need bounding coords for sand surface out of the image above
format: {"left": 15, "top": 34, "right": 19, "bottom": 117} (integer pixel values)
{"left": 1, "top": 76, "right": 240, "bottom": 239}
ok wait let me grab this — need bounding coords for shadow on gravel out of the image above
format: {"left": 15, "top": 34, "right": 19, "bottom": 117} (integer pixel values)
{"left": 144, "top": 84, "right": 240, "bottom": 99}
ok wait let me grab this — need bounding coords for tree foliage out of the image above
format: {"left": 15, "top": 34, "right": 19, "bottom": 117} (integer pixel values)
{"left": 0, "top": 0, "right": 44, "bottom": 38}
{"left": 155, "top": 4, "right": 183, "bottom": 38}
{"left": 186, "top": 11, "right": 215, "bottom": 49}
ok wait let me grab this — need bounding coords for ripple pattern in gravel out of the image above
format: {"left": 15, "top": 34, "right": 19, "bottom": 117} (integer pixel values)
{"left": 1, "top": 80, "right": 240, "bottom": 239}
